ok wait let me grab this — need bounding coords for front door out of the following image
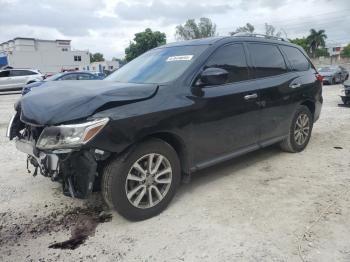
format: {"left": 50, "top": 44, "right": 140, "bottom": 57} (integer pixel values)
{"left": 189, "top": 43, "right": 261, "bottom": 167}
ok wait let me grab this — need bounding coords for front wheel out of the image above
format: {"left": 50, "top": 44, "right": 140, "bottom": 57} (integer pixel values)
{"left": 280, "top": 105, "right": 313, "bottom": 153}
{"left": 101, "top": 139, "right": 181, "bottom": 221}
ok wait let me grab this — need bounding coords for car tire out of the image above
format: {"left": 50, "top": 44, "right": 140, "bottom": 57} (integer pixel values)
{"left": 101, "top": 138, "right": 181, "bottom": 221}
{"left": 331, "top": 78, "right": 335, "bottom": 85}
{"left": 342, "top": 97, "right": 349, "bottom": 105}
{"left": 279, "top": 105, "right": 313, "bottom": 153}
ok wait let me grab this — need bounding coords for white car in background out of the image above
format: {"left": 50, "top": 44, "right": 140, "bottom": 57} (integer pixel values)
{"left": 0, "top": 69, "right": 43, "bottom": 91}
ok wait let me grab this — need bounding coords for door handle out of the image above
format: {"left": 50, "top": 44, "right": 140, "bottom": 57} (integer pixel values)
{"left": 290, "top": 83, "right": 301, "bottom": 89}
{"left": 244, "top": 93, "right": 258, "bottom": 100}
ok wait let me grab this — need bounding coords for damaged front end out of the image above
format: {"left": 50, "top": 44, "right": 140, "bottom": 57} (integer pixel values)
{"left": 8, "top": 106, "right": 110, "bottom": 199}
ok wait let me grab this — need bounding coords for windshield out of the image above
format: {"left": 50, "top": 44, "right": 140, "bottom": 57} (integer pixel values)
{"left": 105, "top": 45, "right": 208, "bottom": 84}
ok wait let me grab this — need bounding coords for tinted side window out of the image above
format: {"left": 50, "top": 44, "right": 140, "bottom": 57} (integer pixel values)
{"left": 10, "top": 70, "right": 26, "bottom": 76}
{"left": 10, "top": 70, "right": 36, "bottom": 76}
{"left": 77, "top": 74, "right": 94, "bottom": 80}
{"left": 205, "top": 44, "right": 249, "bottom": 84}
{"left": 59, "top": 74, "right": 78, "bottom": 80}
{"left": 23, "top": 70, "right": 37, "bottom": 75}
{"left": 0, "top": 71, "right": 10, "bottom": 77}
{"left": 280, "top": 46, "right": 310, "bottom": 71}
{"left": 248, "top": 43, "right": 287, "bottom": 78}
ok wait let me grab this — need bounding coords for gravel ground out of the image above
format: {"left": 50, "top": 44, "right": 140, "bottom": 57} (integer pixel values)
{"left": 0, "top": 86, "right": 349, "bottom": 262}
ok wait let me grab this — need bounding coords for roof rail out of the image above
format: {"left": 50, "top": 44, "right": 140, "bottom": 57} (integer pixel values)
{"left": 232, "top": 32, "right": 289, "bottom": 42}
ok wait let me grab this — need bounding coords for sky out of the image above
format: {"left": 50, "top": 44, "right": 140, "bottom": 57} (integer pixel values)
{"left": 0, "top": 0, "right": 349, "bottom": 59}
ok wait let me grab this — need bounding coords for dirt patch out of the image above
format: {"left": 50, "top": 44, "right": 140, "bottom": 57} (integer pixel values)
{"left": 49, "top": 211, "right": 112, "bottom": 250}
{"left": 0, "top": 202, "right": 112, "bottom": 249}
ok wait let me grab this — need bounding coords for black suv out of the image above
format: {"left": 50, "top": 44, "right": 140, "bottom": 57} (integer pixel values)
{"left": 8, "top": 35, "right": 323, "bottom": 220}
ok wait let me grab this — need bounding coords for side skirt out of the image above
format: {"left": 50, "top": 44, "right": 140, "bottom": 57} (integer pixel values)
{"left": 190, "top": 135, "right": 286, "bottom": 173}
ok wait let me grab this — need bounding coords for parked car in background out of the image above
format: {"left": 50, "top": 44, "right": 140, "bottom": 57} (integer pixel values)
{"left": 90, "top": 71, "right": 107, "bottom": 79}
{"left": 318, "top": 65, "right": 348, "bottom": 85}
{"left": 0, "top": 69, "right": 43, "bottom": 91}
{"left": 339, "top": 65, "right": 349, "bottom": 81}
{"left": 22, "top": 71, "right": 103, "bottom": 95}
{"left": 8, "top": 35, "right": 323, "bottom": 220}
{"left": 340, "top": 80, "right": 350, "bottom": 105}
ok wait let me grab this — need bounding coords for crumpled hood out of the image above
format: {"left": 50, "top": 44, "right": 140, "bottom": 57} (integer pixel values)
{"left": 20, "top": 80, "right": 158, "bottom": 125}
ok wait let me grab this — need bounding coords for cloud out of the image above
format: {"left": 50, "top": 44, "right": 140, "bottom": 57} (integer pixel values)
{"left": 115, "top": 0, "right": 232, "bottom": 24}
{"left": 0, "top": 0, "right": 118, "bottom": 36}
{"left": 0, "top": 0, "right": 349, "bottom": 59}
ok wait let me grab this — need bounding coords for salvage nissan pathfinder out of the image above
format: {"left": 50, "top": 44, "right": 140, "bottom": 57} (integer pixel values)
{"left": 8, "top": 34, "right": 323, "bottom": 220}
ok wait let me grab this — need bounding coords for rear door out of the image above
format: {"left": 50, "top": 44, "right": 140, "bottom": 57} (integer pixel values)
{"left": 9, "top": 70, "right": 34, "bottom": 88}
{"left": 279, "top": 45, "right": 320, "bottom": 114}
{"left": 190, "top": 43, "right": 261, "bottom": 166}
{"left": 246, "top": 43, "right": 296, "bottom": 144}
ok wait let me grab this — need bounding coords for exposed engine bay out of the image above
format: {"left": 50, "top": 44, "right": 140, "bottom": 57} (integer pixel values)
{"left": 8, "top": 108, "right": 110, "bottom": 199}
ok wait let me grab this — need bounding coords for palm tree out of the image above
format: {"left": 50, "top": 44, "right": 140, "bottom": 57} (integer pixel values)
{"left": 306, "top": 29, "right": 327, "bottom": 57}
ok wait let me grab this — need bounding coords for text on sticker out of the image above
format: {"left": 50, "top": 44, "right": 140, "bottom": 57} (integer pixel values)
{"left": 166, "top": 55, "right": 193, "bottom": 62}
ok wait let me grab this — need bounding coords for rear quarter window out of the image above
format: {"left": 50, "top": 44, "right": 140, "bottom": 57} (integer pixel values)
{"left": 280, "top": 45, "right": 310, "bottom": 72}
{"left": 247, "top": 43, "right": 287, "bottom": 78}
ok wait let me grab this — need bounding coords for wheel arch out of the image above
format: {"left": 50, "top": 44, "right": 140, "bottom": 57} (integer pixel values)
{"left": 300, "top": 100, "right": 315, "bottom": 119}
{"left": 141, "top": 132, "right": 191, "bottom": 176}
{"left": 26, "top": 80, "right": 37, "bottom": 85}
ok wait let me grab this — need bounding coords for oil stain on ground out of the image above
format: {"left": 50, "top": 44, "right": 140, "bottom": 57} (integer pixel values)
{"left": 48, "top": 211, "right": 112, "bottom": 250}
{"left": 0, "top": 201, "right": 112, "bottom": 250}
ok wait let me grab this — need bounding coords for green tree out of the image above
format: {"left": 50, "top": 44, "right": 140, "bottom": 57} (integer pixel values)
{"left": 264, "top": 23, "right": 282, "bottom": 37}
{"left": 341, "top": 43, "right": 350, "bottom": 57}
{"left": 90, "top": 52, "right": 104, "bottom": 62}
{"left": 306, "top": 29, "right": 327, "bottom": 58}
{"left": 289, "top": 37, "right": 309, "bottom": 52}
{"left": 175, "top": 17, "right": 217, "bottom": 40}
{"left": 125, "top": 28, "right": 166, "bottom": 62}
{"left": 230, "top": 23, "right": 255, "bottom": 36}
{"left": 315, "top": 48, "right": 329, "bottom": 57}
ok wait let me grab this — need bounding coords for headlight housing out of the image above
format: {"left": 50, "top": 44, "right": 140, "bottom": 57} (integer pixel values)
{"left": 36, "top": 118, "right": 109, "bottom": 150}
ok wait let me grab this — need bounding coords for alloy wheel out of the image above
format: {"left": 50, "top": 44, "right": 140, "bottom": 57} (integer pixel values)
{"left": 294, "top": 113, "right": 310, "bottom": 145}
{"left": 125, "top": 153, "right": 173, "bottom": 209}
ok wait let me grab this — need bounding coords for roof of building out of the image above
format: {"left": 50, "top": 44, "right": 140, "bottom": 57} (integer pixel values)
{"left": 0, "top": 37, "right": 71, "bottom": 46}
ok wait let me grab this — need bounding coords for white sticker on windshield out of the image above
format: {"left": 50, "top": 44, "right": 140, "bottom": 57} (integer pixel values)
{"left": 166, "top": 55, "right": 193, "bottom": 62}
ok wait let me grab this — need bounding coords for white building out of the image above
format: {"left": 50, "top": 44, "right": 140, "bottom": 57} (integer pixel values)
{"left": 82, "top": 60, "right": 119, "bottom": 73}
{"left": 326, "top": 43, "right": 346, "bottom": 60}
{"left": 0, "top": 37, "right": 90, "bottom": 74}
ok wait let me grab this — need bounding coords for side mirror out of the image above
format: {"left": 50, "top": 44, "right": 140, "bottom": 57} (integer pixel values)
{"left": 197, "top": 67, "right": 228, "bottom": 87}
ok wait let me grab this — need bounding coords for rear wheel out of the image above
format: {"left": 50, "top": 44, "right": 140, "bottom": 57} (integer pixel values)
{"left": 280, "top": 105, "right": 313, "bottom": 153}
{"left": 102, "top": 139, "right": 181, "bottom": 221}
{"left": 342, "top": 97, "right": 349, "bottom": 105}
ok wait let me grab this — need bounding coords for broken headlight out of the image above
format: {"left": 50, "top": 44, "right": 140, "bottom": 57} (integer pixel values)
{"left": 36, "top": 118, "right": 109, "bottom": 150}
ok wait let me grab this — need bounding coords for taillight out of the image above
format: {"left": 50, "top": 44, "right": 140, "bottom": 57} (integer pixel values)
{"left": 316, "top": 73, "right": 323, "bottom": 84}
{"left": 316, "top": 74, "right": 323, "bottom": 81}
